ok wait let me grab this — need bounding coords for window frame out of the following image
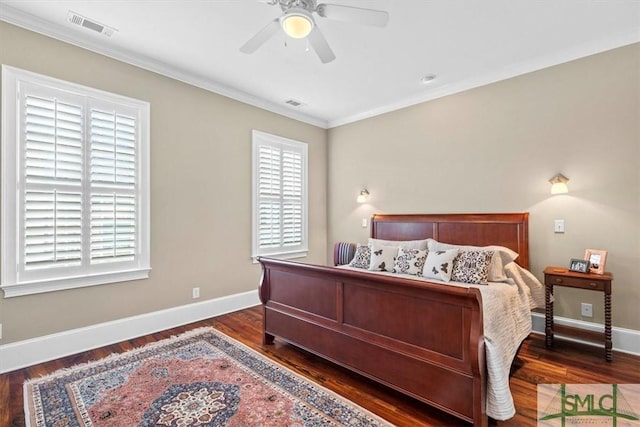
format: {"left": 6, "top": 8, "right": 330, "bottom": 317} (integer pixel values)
{"left": 251, "top": 130, "right": 308, "bottom": 261}
{"left": 1, "top": 65, "right": 150, "bottom": 298}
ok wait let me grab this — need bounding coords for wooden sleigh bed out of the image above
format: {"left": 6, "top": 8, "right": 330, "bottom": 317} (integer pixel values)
{"left": 258, "top": 213, "right": 530, "bottom": 427}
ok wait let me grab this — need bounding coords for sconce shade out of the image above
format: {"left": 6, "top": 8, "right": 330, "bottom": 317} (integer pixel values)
{"left": 549, "top": 174, "right": 569, "bottom": 194}
{"left": 357, "top": 188, "right": 370, "bottom": 203}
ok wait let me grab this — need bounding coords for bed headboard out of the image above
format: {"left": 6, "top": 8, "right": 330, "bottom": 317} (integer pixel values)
{"left": 371, "top": 213, "right": 529, "bottom": 269}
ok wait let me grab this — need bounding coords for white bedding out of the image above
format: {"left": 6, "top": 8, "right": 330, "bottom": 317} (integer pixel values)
{"left": 337, "top": 262, "right": 545, "bottom": 420}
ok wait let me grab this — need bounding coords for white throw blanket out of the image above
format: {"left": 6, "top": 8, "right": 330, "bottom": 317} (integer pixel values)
{"left": 338, "top": 262, "right": 545, "bottom": 420}
{"left": 474, "top": 262, "right": 545, "bottom": 419}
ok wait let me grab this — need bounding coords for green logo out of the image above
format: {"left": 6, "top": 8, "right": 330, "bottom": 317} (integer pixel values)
{"left": 538, "top": 384, "right": 639, "bottom": 427}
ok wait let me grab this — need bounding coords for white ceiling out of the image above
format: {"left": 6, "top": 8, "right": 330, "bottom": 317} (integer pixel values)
{"left": 1, "top": 1, "right": 639, "bottom": 128}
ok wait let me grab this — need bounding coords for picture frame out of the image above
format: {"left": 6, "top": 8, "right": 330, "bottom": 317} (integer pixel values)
{"left": 584, "top": 249, "right": 607, "bottom": 275}
{"left": 568, "top": 258, "right": 590, "bottom": 273}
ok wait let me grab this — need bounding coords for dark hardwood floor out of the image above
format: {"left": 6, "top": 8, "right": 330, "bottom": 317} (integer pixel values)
{"left": 2, "top": 305, "right": 638, "bottom": 426}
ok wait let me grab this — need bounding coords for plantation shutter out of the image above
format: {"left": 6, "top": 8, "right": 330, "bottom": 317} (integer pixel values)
{"left": 23, "top": 94, "right": 83, "bottom": 269}
{"left": 90, "top": 109, "right": 137, "bottom": 263}
{"left": 282, "top": 149, "right": 303, "bottom": 246}
{"left": 258, "top": 144, "right": 281, "bottom": 248}
{"left": 2, "top": 66, "right": 150, "bottom": 297}
{"left": 253, "top": 131, "right": 307, "bottom": 258}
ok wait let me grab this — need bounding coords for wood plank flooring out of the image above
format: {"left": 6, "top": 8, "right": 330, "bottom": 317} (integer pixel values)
{"left": 1, "top": 305, "right": 638, "bottom": 426}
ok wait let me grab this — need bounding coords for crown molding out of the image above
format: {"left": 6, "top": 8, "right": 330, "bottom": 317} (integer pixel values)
{"left": 0, "top": 5, "right": 328, "bottom": 129}
{"left": 328, "top": 29, "right": 640, "bottom": 128}
{"left": 3, "top": 4, "right": 637, "bottom": 131}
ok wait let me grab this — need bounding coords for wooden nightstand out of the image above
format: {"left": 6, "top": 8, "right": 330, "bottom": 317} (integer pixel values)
{"left": 544, "top": 266, "right": 613, "bottom": 361}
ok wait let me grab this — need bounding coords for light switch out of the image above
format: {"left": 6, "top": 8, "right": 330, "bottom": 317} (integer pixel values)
{"left": 554, "top": 219, "right": 565, "bottom": 233}
{"left": 361, "top": 218, "right": 368, "bottom": 228}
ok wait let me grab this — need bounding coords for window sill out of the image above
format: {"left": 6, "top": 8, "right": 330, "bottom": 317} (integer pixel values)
{"left": 252, "top": 250, "right": 308, "bottom": 264}
{"left": 1, "top": 268, "right": 151, "bottom": 298}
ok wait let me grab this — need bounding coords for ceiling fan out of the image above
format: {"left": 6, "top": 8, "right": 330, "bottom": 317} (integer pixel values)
{"left": 240, "top": 0, "right": 389, "bottom": 63}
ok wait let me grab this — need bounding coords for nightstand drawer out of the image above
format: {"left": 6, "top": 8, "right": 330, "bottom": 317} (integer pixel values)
{"left": 546, "top": 275, "right": 605, "bottom": 291}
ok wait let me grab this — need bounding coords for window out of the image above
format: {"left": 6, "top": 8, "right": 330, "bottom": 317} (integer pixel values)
{"left": 1, "top": 66, "right": 150, "bottom": 297}
{"left": 252, "top": 130, "right": 308, "bottom": 260}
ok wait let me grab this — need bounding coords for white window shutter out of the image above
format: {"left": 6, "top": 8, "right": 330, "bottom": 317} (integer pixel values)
{"left": 282, "top": 149, "right": 303, "bottom": 247}
{"left": 1, "top": 66, "right": 150, "bottom": 297}
{"left": 90, "top": 109, "right": 137, "bottom": 264}
{"left": 90, "top": 109, "right": 136, "bottom": 189}
{"left": 90, "top": 193, "right": 136, "bottom": 263}
{"left": 23, "top": 94, "right": 83, "bottom": 270}
{"left": 24, "top": 95, "right": 83, "bottom": 185}
{"left": 24, "top": 190, "right": 82, "bottom": 268}
{"left": 252, "top": 131, "right": 307, "bottom": 259}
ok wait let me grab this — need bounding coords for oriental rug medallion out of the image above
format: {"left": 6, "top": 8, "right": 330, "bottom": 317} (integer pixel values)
{"left": 24, "top": 328, "right": 392, "bottom": 427}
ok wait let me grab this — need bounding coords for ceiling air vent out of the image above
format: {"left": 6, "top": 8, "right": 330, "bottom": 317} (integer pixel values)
{"left": 67, "top": 11, "right": 116, "bottom": 37}
{"left": 285, "top": 99, "right": 306, "bottom": 107}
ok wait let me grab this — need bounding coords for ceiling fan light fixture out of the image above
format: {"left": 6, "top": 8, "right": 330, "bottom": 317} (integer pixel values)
{"left": 281, "top": 10, "right": 314, "bottom": 39}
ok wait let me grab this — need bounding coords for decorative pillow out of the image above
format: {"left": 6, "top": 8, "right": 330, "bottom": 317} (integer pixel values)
{"left": 348, "top": 244, "right": 371, "bottom": 269}
{"left": 368, "top": 245, "right": 399, "bottom": 272}
{"left": 392, "top": 248, "right": 427, "bottom": 276}
{"left": 427, "top": 239, "right": 517, "bottom": 282}
{"left": 450, "top": 250, "right": 494, "bottom": 285}
{"left": 368, "top": 238, "right": 428, "bottom": 251}
{"left": 422, "top": 249, "right": 459, "bottom": 282}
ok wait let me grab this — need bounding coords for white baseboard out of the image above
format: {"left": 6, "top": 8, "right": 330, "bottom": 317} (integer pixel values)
{"left": 0, "top": 290, "right": 260, "bottom": 374}
{"left": 531, "top": 312, "right": 640, "bottom": 356}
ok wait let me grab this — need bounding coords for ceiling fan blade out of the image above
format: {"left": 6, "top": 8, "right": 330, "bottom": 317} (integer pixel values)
{"left": 240, "top": 18, "right": 281, "bottom": 54}
{"left": 316, "top": 3, "right": 389, "bottom": 27}
{"left": 307, "top": 27, "right": 336, "bottom": 63}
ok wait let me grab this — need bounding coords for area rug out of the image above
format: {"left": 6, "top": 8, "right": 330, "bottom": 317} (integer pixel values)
{"left": 24, "top": 327, "right": 392, "bottom": 426}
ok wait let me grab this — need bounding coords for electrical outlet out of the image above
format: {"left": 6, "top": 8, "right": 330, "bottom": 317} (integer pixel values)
{"left": 581, "top": 303, "right": 593, "bottom": 317}
{"left": 192, "top": 287, "right": 200, "bottom": 299}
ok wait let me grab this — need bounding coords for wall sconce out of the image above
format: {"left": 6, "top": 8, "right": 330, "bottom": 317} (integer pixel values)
{"left": 549, "top": 174, "right": 569, "bottom": 194}
{"left": 356, "top": 188, "right": 370, "bottom": 203}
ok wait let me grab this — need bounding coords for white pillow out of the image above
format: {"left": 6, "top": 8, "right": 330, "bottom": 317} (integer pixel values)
{"left": 348, "top": 244, "right": 371, "bottom": 269}
{"left": 368, "top": 238, "right": 428, "bottom": 251}
{"left": 422, "top": 249, "right": 459, "bottom": 282}
{"left": 368, "top": 245, "right": 399, "bottom": 272}
{"left": 392, "top": 248, "right": 427, "bottom": 276}
{"left": 427, "top": 239, "right": 518, "bottom": 282}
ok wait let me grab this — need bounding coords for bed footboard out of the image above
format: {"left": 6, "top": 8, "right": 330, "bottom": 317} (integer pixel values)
{"left": 258, "top": 257, "right": 487, "bottom": 427}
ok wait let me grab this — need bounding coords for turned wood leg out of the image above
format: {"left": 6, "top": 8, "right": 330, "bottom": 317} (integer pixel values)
{"left": 545, "top": 285, "right": 553, "bottom": 348}
{"left": 605, "top": 292, "right": 612, "bottom": 362}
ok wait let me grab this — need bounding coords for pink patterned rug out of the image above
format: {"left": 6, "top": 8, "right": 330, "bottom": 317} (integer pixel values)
{"left": 24, "top": 327, "right": 392, "bottom": 426}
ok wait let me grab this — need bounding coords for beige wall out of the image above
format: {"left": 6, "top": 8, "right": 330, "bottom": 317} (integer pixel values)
{"left": 0, "top": 22, "right": 328, "bottom": 343}
{"left": 2, "top": 21, "right": 638, "bottom": 345}
{"left": 328, "top": 43, "right": 640, "bottom": 330}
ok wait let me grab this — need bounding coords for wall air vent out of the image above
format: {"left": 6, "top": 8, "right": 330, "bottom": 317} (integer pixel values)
{"left": 67, "top": 11, "right": 117, "bottom": 37}
{"left": 285, "top": 99, "right": 306, "bottom": 107}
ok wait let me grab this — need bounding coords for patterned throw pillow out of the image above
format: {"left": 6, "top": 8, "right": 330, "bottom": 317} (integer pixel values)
{"left": 392, "top": 248, "right": 427, "bottom": 276}
{"left": 422, "top": 249, "right": 459, "bottom": 282}
{"left": 450, "top": 250, "right": 495, "bottom": 285}
{"left": 368, "top": 245, "right": 399, "bottom": 272}
{"left": 348, "top": 244, "right": 371, "bottom": 269}
{"left": 427, "top": 239, "right": 518, "bottom": 282}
